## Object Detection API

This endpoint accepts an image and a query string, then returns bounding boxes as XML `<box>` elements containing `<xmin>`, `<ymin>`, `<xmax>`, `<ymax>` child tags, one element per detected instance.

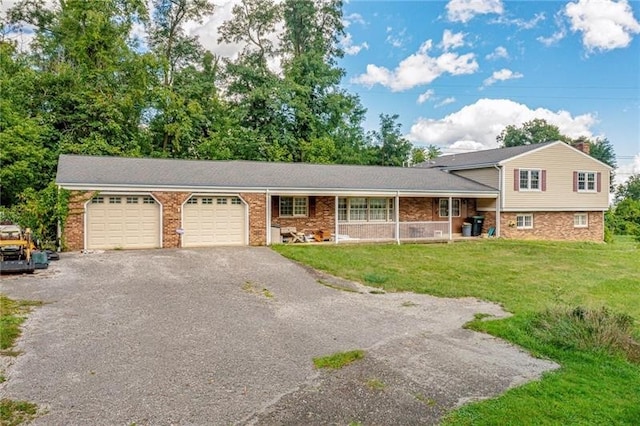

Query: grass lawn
<box><xmin>273</xmin><ymin>238</ymin><xmax>640</xmax><ymax>424</ymax></box>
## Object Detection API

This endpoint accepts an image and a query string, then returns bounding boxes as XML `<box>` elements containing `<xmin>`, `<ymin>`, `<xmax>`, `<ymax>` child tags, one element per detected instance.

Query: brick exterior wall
<box><xmin>63</xmin><ymin>190</ymin><xmax>97</xmax><ymax>251</ymax></box>
<box><xmin>151</xmin><ymin>192</ymin><xmax>191</xmax><ymax>248</ymax></box>
<box><xmin>271</xmin><ymin>196</ymin><xmax>336</xmax><ymax>234</ymax></box>
<box><xmin>241</xmin><ymin>193</ymin><xmax>267</xmax><ymax>245</ymax></box>
<box><xmin>500</xmin><ymin>211</ymin><xmax>604</xmax><ymax>242</ymax></box>
<box><xmin>400</xmin><ymin>198</ymin><xmax>434</xmax><ymax>221</ymax></box>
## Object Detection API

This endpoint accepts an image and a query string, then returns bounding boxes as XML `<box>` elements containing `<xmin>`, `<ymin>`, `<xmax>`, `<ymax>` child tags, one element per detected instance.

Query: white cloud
<box><xmin>417</xmin><ymin>89</ymin><xmax>435</xmax><ymax>104</ymax></box>
<box><xmin>615</xmin><ymin>154</ymin><xmax>640</xmax><ymax>186</ymax></box>
<box><xmin>352</xmin><ymin>40</ymin><xmax>478</xmax><ymax>91</ymax></box>
<box><xmin>565</xmin><ymin>0</ymin><xmax>640</xmax><ymax>52</ymax></box>
<box><xmin>436</xmin><ymin>97</ymin><xmax>456</xmax><ymax>108</ymax></box>
<box><xmin>482</xmin><ymin>68</ymin><xmax>523</xmax><ymax>87</ymax></box>
<box><xmin>446</xmin><ymin>0</ymin><xmax>503</xmax><ymax>23</ymax></box>
<box><xmin>407</xmin><ymin>98</ymin><xmax>597</xmax><ymax>150</ymax></box>
<box><xmin>440</xmin><ymin>29</ymin><xmax>466</xmax><ymax>50</ymax></box>
<box><xmin>343</xmin><ymin>13</ymin><xmax>365</xmax><ymax>27</ymax></box>
<box><xmin>485</xmin><ymin>46</ymin><xmax>509</xmax><ymax>60</ymax></box>
<box><xmin>492</xmin><ymin>12</ymin><xmax>545</xmax><ymax>29</ymax></box>
<box><xmin>341</xmin><ymin>33</ymin><xmax>369</xmax><ymax>55</ymax></box>
<box><xmin>386</xmin><ymin>27</ymin><xmax>408</xmax><ymax>48</ymax></box>
<box><xmin>537</xmin><ymin>10</ymin><xmax>568</xmax><ymax>46</ymax></box>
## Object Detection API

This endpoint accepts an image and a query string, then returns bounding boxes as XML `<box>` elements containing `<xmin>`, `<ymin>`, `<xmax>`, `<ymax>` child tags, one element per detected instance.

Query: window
<box><xmin>109</xmin><ymin>197</ymin><xmax>121</xmax><ymax>204</ymax></box>
<box><xmin>143</xmin><ymin>196</ymin><xmax>155</xmax><ymax>204</ymax></box>
<box><xmin>279</xmin><ymin>197</ymin><xmax>308</xmax><ymax>217</ymax></box>
<box><xmin>574</xmin><ymin>213</ymin><xmax>588</xmax><ymax>228</ymax></box>
<box><xmin>438</xmin><ymin>199</ymin><xmax>461</xmax><ymax>217</ymax></box>
<box><xmin>577</xmin><ymin>172</ymin><xmax>596</xmax><ymax>192</ymax></box>
<box><xmin>338</xmin><ymin>198</ymin><xmax>394</xmax><ymax>222</ymax></box>
<box><xmin>201</xmin><ymin>198</ymin><xmax>213</xmax><ymax>205</ymax></box>
<box><xmin>91</xmin><ymin>197</ymin><xmax>104</xmax><ymax>204</ymax></box>
<box><xmin>516</xmin><ymin>214</ymin><xmax>533</xmax><ymax>229</ymax></box>
<box><xmin>231</xmin><ymin>197</ymin><xmax>242</xmax><ymax>205</ymax></box>
<box><xmin>126</xmin><ymin>197</ymin><xmax>139</xmax><ymax>204</ymax></box>
<box><xmin>186</xmin><ymin>198</ymin><xmax>198</xmax><ymax>205</ymax></box>
<box><xmin>216</xmin><ymin>198</ymin><xmax>228</xmax><ymax>205</ymax></box>
<box><xmin>519</xmin><ymin>169</ymin><xmax>540</xmax><ymax>190</ymax></box>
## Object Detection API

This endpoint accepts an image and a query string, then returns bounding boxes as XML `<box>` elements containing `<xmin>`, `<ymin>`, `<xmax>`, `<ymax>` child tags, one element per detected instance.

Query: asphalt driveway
<box><xmin>0</xmin><ymin>247</ymin><xmax>557</xmax><ymax>425</ymax></box>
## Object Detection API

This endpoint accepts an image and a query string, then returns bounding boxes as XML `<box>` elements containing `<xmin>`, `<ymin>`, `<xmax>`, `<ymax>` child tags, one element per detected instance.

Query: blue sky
<box><xmin>335</xmin><ymin>0</ymin><xmax>640</xmax><ymax>181</ymax></box>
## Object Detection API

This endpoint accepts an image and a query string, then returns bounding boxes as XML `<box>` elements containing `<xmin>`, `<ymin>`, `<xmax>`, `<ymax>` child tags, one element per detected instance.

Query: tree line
<box><xmin>0</xmin><ymin>0</ymin><xmax>430</xmax><ymax>210</ymax></box>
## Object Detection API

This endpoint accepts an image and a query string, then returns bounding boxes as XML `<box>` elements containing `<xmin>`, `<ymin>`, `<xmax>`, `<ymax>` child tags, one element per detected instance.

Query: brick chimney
<box><xmin>572</xmin><ymin>141</ymin><xmax>590</xmax><ymax>155</ymax></box>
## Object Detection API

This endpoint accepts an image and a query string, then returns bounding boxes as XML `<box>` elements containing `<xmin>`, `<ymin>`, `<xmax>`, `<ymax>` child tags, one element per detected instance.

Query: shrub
<box><xmin>529</xmin><ymin>306</ymin><xmax>640</xmax><ymax>363</ymax></box>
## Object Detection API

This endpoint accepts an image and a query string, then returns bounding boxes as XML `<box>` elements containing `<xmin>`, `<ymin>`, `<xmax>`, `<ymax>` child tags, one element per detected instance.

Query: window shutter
<box><xmin>541</xmin><ymin>170</ymin><xmax>547</xmax><ymax>192</ymax></box>
<box><xmin>573</xmin><ymin>171</ymin><xmax>578</xmax><ymax>192</ymax></box>
<box><xmin>272</xmin><ymin>196</ymin><xmax>280</xmax><ymax>218</ymax></box>
<box><xmin>597</xmin><ymin>172</ymin><xmax>602</xmax><ymax>193</ymax></box>
<box><xmin>513</xmin><ymin>169</ymin><xmax>519</xmax><ymax>191</ymax></box>
<box><xmin>308</xmin><ymin>197</ymin><xmax>316</xmax><ymax>217</ymax></box>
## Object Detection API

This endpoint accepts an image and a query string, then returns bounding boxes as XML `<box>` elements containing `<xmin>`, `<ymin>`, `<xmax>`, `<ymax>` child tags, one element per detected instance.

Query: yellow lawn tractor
<box><xmin>0</xmin><ymin>224</ymin><xmax>36</xmax><ymax>274</ymax></box>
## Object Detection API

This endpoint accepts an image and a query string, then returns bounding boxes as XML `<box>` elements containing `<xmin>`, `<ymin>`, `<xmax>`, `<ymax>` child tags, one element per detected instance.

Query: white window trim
<box><xmin>338</xmin><ymin>197</ymin><xmax>395</xmax><ymax>222</ymax></box>
<box><xmin>516</xmin><ymin>213</ymin><xmax>534</xmax><ymax>229</ymax></box>
<box><xmin>280</xmin><ymin>196</ymin><xmax>309</xmax><ymax>217</ymax></box>
<box><xmin>438</xmin><ymin>198</ymin><xmax>461</xmax><ymax>218</ymax></box>
<box><xmin>577</xmin><ymin>171</ymin><xmax>597</xmax><ymax>193</ymax></box>
<box><xmin>519</xmin><ymin>169</ymin><xmax>542</xmax><ymax>192</ymax></box>
<box><xmin>574</xmin><ymin>213</ymin><xmax>588</xmax><ymax>228</ymax></box>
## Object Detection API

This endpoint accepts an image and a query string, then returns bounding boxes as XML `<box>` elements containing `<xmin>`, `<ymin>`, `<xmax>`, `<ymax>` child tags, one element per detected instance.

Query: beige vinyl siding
<box><xmin>452</xmin><ymin>168</ymin><xmax>499</xmax><ymax>189</ymax></box>
<box><xmin>503</xmin><ymin>143</ymin><xmax>609</xmax><ymax>211</ymax></box>
<box><xmin>476</xmin><ymin>198</ymin><xmax>497</xmax><ymax>211</ymax></box>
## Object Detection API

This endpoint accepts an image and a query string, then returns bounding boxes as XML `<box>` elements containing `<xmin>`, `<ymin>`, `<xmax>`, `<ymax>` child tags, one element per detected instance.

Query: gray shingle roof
<box><xmin>418</xmin><ymin>141</ymin><xmax>557</xmax><ymax>169</ymax></box>
<box><xmin>56</xmin><ymin>155</ymin><xmax>497</xmax><ymax>194</ymax></box>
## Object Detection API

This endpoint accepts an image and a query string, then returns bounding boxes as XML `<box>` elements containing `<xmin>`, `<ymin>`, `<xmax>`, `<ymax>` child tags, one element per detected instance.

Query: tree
<box><xmin>584</xmin><ymin>137</ymin><xmax>617</xmax><ymax>191</ymax></box>
<box><xmin>497</xmin><ymin>118</ymin><xmax>568</xmax><ymax>147</ymax></box>
<box><xmin>370</xmin><ymin>114</ymin><xmax>412</xmax><ymax>167</ymax></box>
<box><xmin>615</xmin><ymin>174</ymin><xmax>640</xmax><ymax>203</ymax></box>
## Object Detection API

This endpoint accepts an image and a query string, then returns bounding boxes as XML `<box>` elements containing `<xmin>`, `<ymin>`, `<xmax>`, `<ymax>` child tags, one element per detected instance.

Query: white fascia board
<box><xmin>58</xmin><ymin>183</ymin><xmax>498</xmax><ymax>198</ymax></box>
<box><xmin>499</xmin><ymin>141</ymin><xmax>614</xmax><ymax>170</ymax></box>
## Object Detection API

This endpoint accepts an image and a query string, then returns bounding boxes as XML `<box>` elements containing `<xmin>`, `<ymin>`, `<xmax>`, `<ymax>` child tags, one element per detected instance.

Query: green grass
<box><xmin>273</xmin><ymin>239</ymin><xmax>640</xmax><ymax>424</ymax></box>
<box><xmin>0</xmin><ymin>296</ymin><xmax>43</xmax><ymax>354</ymax></box>
<box><xmin>0</xmin><ymin>399</ymin><xmax>38</xmax><ymax>426</ymax></box>
<box><xmin>313</xmin><ymin>350</ymin><xmax>365</xmax><ymax>369</ymax></box>
<box><xmin>0</xmin><ymin>295</ymin><xmax>42</xmax><ymax>424</ymax></box>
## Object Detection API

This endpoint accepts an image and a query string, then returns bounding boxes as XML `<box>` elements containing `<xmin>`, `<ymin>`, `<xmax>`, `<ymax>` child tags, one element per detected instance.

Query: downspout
<box><xmin>395</xmin><ymin>191</ymin><xmax>400</xmax><ymax>244</ymax></box>
<box><xmin>334</xmin><ymin>195</ymin><xmax>339</xmax><ymax>244</ymax></box>
<box><xmin>494</xmin><ymin>165</ymin><xmax>502</xmax><ymax>237</ymax></box>
<box><xmin>448</xmin><ymin>196</ymin><xmax>453</xmax><ymax>241</ymax></box>
<box><xmin>266</xmin><ymin>189</ymin><xmax>271</xmax><ymax>246</ymax></box>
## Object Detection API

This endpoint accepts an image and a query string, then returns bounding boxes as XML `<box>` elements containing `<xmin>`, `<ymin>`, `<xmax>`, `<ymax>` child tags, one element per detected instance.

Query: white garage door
<box><xmin>87</xmin><ymin>195</ymin><xmax>161</xmax><ymax>250</ymax></box>
<box><xmin>182</xmin><ymin>196</ymin><xmax>246</xmax><ymax>247</ymax></box>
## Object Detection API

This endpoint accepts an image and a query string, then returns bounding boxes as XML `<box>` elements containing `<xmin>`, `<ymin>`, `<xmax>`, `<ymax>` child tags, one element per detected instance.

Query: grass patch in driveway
<box><xmin>0</xmin><ymin>296</ymin><xmax>43</xmax><ymax>355</ymax></box>
<box><xmin>0</xmin><ymin>294</ymin><xmax>42</xmax><ymax>424</ymax></box>
<box><xmin>274</xmin><ymin>239</ymin><xmax>640</xmax><ymax>424</ymax></box>
<box><xmin>313</xmin><ymin>350</ymin><xmax>365</xmax><ymax>369</ymax></box>
<box><xmin>0</xmin><ymin>399</ymin><xmax>38</xmax><ymax>426</ymax></box>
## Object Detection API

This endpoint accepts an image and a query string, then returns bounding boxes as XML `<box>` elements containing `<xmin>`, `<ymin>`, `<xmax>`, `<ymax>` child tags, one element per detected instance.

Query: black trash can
<box><xmin>470</xmin><ymin>216</ymin><xmax>484</xmax><ymax>236</ymax></box>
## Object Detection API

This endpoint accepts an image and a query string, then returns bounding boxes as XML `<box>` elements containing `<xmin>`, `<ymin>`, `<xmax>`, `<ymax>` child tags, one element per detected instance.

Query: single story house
<box><xmin>55</xmin><ymin>141</ymin><xmax>610</xmax><ymax>250</ymax></box>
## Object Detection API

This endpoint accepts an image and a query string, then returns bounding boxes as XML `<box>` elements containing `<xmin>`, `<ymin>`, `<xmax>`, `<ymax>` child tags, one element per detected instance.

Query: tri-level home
<box><xmin>55</xmin><ymin>141</ymin><xmax>611</xmax><ymax>251</ymax></box>
<box><xmin>418</xmin><ymin>140</ymin><xmax>612</xmax><ymax>241</ymax></box>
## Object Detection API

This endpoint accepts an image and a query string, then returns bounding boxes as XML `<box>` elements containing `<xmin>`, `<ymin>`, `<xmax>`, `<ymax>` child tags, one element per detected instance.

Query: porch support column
<box><xmin>335</xmin><ymin>195</ymin><xmax>339</xmax><ymax>244</ymax></box>
<box><xmin>395</xmin><ymin>192</ymin><xmax>400</xmax><ymax>244</ymax></box>
<box><xmin>495</xmin><ymin>196</ymin><xmax>500</xmax><ymax>238</ymax></box>
<box><xmin>266</xmin><ymin>190</ymin><xmax>271</xmax><ymax>245</ymax></box>
<box><xmin>448</xmin><ymin>196</ymin><xmax>453</xmax><ymax>241</ymax></box>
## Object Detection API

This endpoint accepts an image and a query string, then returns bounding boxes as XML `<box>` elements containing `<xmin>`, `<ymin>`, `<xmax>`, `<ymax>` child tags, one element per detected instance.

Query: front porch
<box><xmin>266</xmin><ymin>194</ymin><xmax>498</xmax><ymax>245</ymax></box>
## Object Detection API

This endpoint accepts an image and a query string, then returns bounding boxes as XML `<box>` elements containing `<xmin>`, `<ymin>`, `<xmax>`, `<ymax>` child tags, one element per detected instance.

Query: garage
<box><xmin>182</xmin><ymin>196</ymin><xmax>246</xmax><ymax>247</ymax></box>
<box><xmin>86</xmin><ymin>195</ymin><xmax>161</xmax><ymax>250</ymax></box>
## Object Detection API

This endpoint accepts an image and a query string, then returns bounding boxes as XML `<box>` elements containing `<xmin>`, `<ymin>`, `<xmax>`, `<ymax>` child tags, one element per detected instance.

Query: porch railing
<box><xmin>336</xmin><ymin>221</ymin><xmax>449</xmax><ymax>242</ymax></box>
